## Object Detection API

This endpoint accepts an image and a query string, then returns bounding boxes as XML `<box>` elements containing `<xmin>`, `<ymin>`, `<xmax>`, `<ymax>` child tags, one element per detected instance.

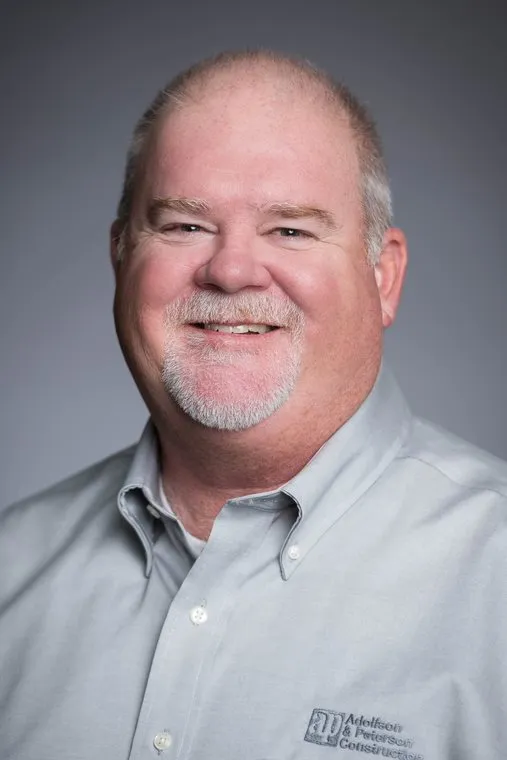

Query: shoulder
<box><xmin>1</xmin><ymin>444</ymin><xmax>136</xmax><ymax>520</ymax></box>
<box><xmin>377</xmin><ymin>416</ymin><xmax>507</xmax><ymax>571</ymax></box>
<box><xmin>393</xmin><ymin>418</ymin><xmax>507</xmax><ymax>552</ymax></box>
<box><xmin>400</xmin><ymin>417</ymin><xmax>507</xmax><ymax>500</ymax></box>
<box><xmin>397</xmin><ymin>419</ymin><xmax>507</xmax><ymax>618</ymax></box>
<box><xmin>0</xmin><ymin>445</ymin><xmax>136</xmax><ymax>572</ymax></box>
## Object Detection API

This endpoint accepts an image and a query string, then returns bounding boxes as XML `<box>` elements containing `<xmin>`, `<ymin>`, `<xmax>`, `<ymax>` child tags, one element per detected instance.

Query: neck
<box><xmin>154</xmin><ymin>365</ymin><xmax>379</xmax><ymax>540</ymax></box>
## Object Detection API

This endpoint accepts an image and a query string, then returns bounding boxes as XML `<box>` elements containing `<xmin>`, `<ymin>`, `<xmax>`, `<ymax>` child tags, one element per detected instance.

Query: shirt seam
<box><xmin>395</xmin><ymin>453</ymin><xmax>507</xmax><ymax>502</ymax></box>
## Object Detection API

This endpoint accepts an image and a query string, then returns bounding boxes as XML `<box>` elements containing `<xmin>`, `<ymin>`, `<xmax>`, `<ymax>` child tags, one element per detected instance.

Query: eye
<box><xmin>156</xmin><ymin>222</ymin><xmax>212</xmax><ymax>245</ymax></box>
<box><xmin>160</xmin><ymin>223</ymin><xmax>204</xmax><ymax>234</ymax></box>
<box><xmin>276</xmin><ymin>227</ymin><xmax>312</xmax><ymax>239</ymax></box>
<box><xmin>267</xmin><ymin>227</ymin><xmax>316</xmax><ymax>249</ymax></box>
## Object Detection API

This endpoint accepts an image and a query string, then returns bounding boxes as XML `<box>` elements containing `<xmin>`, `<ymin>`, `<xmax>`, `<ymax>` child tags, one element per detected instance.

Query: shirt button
<box><xmin>189</xmin><ymin>605</ymin><xmax>208</xmax><ymax>625</ymax></box>
<box><xmin>287</xmin><ymin>544</ymin><xmax>300</xmax><ymax>561</ymax></box>
<box><xmin>153</xmin><ymin>732</ymin><xmax>172</xmax><ymax>751</ymax></box>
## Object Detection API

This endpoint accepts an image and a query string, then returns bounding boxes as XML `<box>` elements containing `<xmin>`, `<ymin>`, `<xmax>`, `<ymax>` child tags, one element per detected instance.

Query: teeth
<box><xmin>203</xmin><ymin>324</ymin><xmax>274</xmax><ymax>334</ymax></box>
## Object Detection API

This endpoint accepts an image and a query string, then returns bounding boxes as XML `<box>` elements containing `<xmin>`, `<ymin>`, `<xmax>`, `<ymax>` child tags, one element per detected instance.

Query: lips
<box><xmin>194</xmin><ymin>323</ymin><xmax>277</xmax><ymax>334</ymax></box>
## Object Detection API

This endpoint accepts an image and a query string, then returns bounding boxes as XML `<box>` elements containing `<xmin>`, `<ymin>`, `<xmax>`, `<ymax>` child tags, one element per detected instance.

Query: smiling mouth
<box><xmin>192</xmin><ymin>323</ymin><xmax>279</xmax><ymax>334</ymax></box>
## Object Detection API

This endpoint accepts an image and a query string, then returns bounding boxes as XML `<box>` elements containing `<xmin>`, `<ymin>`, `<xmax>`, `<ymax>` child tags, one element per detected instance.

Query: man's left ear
<box><xmin>374</xmin><ymin>227</ymin><xmax>408</xmax><ymax>328</ymax></box>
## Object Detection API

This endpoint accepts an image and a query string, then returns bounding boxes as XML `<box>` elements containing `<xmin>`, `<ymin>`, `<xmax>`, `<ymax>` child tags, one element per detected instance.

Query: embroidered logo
<box><xmin>304</xmin><ymin>708</ymin><xmax>424</xmax><ymax>759</ymax></box>
<box><xmin>305</xmin><ymin>709</ymin><xmax>345</xmax><ymax>747</ymax></box>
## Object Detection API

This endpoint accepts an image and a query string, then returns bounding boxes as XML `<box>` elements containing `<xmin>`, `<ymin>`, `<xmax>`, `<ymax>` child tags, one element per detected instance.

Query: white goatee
<box><xmin>161</xmin><ymin>292</ymin><xmax>305</xmax><ymax>431</ymax></box>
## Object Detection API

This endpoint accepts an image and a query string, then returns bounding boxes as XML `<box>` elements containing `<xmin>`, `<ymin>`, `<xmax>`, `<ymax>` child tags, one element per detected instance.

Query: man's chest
<box><xmin>1</xmin><ymin>506</ymin><xmax>503</xmax><ymax>760</ymax></box>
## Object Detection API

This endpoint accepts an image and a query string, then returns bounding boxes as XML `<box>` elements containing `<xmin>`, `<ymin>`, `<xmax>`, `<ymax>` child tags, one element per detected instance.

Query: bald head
<box><xmin>115</xmin><ymin>50</ymin><xmax>392</xmax><ymax>264</ymax></box>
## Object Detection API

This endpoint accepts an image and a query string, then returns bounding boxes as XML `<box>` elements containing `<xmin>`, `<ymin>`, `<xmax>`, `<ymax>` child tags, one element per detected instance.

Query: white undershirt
<box><xmin>156</xmin><ymin>477</ymin><xmax>207</xmax><ymax>558</ymax></box>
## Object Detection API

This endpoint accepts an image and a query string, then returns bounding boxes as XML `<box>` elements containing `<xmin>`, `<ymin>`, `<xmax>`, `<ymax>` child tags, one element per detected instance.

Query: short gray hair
<box><xmin>115</xmin><ymin>50</ymin><xmax>393</xmax><ymax>265</ymax></box>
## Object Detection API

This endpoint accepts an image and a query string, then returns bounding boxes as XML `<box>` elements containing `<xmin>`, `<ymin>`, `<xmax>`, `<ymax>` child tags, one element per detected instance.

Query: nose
<box><xmin>194</xmin><ymin>233</ymin><xmax>272</xmax><ymax>293</ymax></box>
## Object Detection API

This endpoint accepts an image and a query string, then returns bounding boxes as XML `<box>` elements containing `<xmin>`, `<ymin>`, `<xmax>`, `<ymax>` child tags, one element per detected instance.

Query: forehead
<box><xmin>145</xmin><ymin>74</ymin><xmax>360</xmax><ymax>209</ymax></box>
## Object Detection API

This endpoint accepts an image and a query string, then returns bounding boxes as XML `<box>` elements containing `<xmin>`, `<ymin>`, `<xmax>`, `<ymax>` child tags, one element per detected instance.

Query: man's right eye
<box><xmin>160</xmin><ymin>223</ymin><xmax>203</xmax><ymax>233</ymax></box>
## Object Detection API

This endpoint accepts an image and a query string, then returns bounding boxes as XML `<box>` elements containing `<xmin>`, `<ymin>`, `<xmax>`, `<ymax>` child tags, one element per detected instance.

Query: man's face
<box><xmin>113</xmin><ymin>77</ymin><xmax>402</xmax><ymax>432</ymax></box>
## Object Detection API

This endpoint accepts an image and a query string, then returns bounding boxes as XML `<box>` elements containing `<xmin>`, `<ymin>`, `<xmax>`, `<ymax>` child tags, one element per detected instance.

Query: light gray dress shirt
<box><xmin>1</xmin><ymin>366</ymin><xmax>506</xmax><ymax>760</ymax></box>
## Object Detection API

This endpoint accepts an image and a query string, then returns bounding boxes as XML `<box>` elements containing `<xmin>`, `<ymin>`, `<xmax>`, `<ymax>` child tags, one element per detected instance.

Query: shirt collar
<box><xmin>117</xmin><ymin>423</ymin><xmax>162</xmax><ymax>577</ymax></box>
<box><xmin>117</xmin><ymin>363</ymin><xmax>412</xmax><ymax>578</ymax></box>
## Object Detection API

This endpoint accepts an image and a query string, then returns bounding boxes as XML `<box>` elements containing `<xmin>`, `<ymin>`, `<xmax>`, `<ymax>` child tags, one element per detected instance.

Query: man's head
<box><xmin>111</xmin><ymin>50</ymin><xmax>407</xmax><ymax>436</ymax></box>
<box><xmin>115</xmin><ymin>50</ymin><xmax>393</xmax><ymax>267</ymax></box>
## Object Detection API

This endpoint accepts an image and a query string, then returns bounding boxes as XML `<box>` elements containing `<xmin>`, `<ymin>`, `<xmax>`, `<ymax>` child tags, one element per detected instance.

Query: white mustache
<box><xmin>164</xmin><ymin>292</ymin><xmax>304</xmax><ymax>329</ymax></box>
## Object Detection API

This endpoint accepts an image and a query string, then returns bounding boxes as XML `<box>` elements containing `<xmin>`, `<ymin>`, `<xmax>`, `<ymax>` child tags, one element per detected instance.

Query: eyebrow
<box><xmin>147</xmin><ymin>197</ymin><xmax>211</xmax><ymax>223</ymax></box>
<box><xmin>147</xmin><ymin>197</ymin><xmax>339</xmax><ymax>231</ymax></box>
<box><xmin>260</xmin><ymin>203</ymin><xmax>340</xmax><ymax>231</ymax></box>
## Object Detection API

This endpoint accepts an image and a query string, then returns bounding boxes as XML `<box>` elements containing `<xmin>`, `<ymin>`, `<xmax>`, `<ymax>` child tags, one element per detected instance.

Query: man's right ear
<box><xmin>110</xmin><ymin>220</ymin><xmax>123</xmax><ymax>274</ymax></box>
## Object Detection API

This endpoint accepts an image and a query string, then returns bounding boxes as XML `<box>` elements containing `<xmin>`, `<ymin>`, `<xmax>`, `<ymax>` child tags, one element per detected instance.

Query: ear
<box><xmin>109</xmin><ymin>219</ymin><xmax>123</xmax><ymax>276</ymax></box>
<box><xmin>373</xmin><ymin>227</ymin><xmax>408</xmax><ymax>328</ymax></box>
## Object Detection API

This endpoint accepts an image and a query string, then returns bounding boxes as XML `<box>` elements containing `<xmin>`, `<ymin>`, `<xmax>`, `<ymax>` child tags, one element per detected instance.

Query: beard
<box><xmin>161</xmin><ymin>291</ymin><xmax>305</xmax><ymax>431</ymax></box>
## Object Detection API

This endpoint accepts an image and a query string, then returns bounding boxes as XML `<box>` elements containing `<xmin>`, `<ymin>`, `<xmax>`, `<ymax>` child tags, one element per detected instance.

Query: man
<box><xmin>0</xmin><ymin>50</ymin><xmax>505</xmax><ymax>760</ymax></box>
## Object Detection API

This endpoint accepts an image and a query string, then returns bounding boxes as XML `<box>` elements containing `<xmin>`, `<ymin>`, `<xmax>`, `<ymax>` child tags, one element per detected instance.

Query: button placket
<box><xmin>128</xmin><ymin>501</ymin><xmax>289</xmax><ymax>759</ymax></box>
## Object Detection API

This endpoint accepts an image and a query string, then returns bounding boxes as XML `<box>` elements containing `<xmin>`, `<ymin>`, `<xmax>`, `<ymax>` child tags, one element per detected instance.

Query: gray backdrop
<box><xmin>1</xmin><ymin>0</ymin><xmax>506</xmax><ymax>506</ymax></box>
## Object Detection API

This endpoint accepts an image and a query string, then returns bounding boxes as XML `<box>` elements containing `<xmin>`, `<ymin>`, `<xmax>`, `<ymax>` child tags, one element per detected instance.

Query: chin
<box><xmin>161</xmin><ymin>349</ymin><xmax>301</xmax><ymax>431</ymax></box>
<box><xmin>164</xmin><ymin>378</ymin><xmax>296</xmax><ymax>432</ymax></box>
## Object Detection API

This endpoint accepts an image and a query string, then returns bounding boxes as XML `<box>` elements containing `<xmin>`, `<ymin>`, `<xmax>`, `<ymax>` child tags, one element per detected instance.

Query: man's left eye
<box><xmin>276</xmin><ymin>227</ymin><xmax>311</xmax><ymax>238</ymax></box>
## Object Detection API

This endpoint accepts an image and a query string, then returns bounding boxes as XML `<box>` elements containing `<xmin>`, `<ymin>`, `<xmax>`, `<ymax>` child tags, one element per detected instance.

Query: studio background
<box><xmin>1</xmin><ymin>0</ymin><xmax>506</xmax><ymax>506</ymax></box>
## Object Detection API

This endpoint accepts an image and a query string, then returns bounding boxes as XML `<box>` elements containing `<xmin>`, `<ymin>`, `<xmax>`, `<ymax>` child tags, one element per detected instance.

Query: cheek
<box><xmin>134</xmin><ymin>251</ymin><xmax>193</xmax><ymax>308</ymax></box>
<box><xmin>117</xmin><ymin>251</ymin><xmax>194</xmax><ymax>358</ymax></box>
<box><xmin>274</xmin><ymin>254</ymin><xmax>381</xmax><ymax>360</ymax></box>
<box><xmin>274</xmin><ymin>254</ymin><xmax>370</xmax><ymax>326</ymax></box>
